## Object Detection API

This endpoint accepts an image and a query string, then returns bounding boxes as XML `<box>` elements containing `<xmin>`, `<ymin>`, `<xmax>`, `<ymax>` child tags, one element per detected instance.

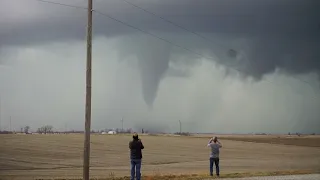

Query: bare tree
<box><xmin>46</xmin><ymin>125</ymin><xmax>53</xmax><ymax>133</ymax></box>
<box><xmin>37</xmin><ymin>125</ymin><xmax>53</xmax><ymax>134</ymax></box>
<box><xmin>24</xmin><ymin>126</ymin><xmax>30</xmax><ymax>134</ymax></box>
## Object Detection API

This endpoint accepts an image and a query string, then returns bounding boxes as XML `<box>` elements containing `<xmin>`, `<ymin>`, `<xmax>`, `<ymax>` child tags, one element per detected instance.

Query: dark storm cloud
<box><xmin>2</xmin><ymin>0</ymin><xmax>319</xmax><ymax>44</ymax></box>
<box><xmin>1</xmin><ymin>0</ymin><xmax>320</xmax><ymax>106</ymax></box>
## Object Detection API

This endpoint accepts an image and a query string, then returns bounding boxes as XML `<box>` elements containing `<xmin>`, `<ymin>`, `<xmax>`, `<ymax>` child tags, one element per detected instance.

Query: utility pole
<box><xmin>64</xmin><ymin>123</ymin><xmax>67</xmax><ymax>133</ymax></box>
<box><xmin>9</xmin><ymin>116</ymin><xmax>11</xmax><ymax>132</ymax></box>
<box><xmin>0</xmin><ymin>96</ymin><xmax>1</xmax><ymax>132</ymax></box>
<box><xmin>83</xmin><ymin>0</ymin><xmax>93</xmax><ymax>180</ymax></box>
<box><xmin>121</xmin><ymin>117</ymin><xmax>124</xmax><ymax>133</ymax></box>
<box><xmin>179</xmin><ymin>120</ymin><xmax>181</xmax><ymax>134</ymax></box>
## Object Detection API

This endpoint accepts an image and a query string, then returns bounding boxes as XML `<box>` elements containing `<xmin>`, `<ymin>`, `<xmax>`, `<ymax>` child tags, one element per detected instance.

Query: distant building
<box><xmin>107</xmin><ymin>130</ymin><xmax>117</xmax><ymax>135</ymax></box>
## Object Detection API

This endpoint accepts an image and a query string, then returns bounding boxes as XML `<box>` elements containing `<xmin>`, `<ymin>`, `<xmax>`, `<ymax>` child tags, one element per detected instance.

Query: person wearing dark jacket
<box><xmin>129</xmin><ymin>133</ymin><xmax>144</xmax><ymax>180</ymax></box>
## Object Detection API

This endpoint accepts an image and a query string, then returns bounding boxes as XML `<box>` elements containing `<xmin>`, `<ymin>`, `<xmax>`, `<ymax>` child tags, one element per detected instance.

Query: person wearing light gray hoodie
<box><xmin>207</xmin><ymin>136</ymin><xmax>222</xmax><ymax>177</ymax></box>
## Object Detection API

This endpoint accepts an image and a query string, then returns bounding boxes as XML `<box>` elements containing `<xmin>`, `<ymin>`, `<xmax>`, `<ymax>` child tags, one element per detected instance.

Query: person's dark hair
<box><xmin>133</xmin><ymin>133</ymin><xmax>139</xmax><ymax>140</ymax></box>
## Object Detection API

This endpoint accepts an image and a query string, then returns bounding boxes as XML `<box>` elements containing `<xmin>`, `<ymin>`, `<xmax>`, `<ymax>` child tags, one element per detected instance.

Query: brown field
<box><xmin>0</xmin><ymin>134</ymin><xmax>320</xmax><ymax>180</ymax></box>
<box><xmin>191</xmin><ymin>134</ymin><xmax>320</xmax><ymax>147</ymax></box>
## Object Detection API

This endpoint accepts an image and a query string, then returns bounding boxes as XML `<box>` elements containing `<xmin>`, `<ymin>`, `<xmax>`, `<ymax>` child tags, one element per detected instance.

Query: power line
<box><xmin>33</xmin><ymin>0</ymin><xmax>319</xmax><ymax>94</ymax></box>
<box><xmin>121</xmin><ymin>0</ymin><xmax>319</xmax><ymax>93</ymax></box>
<box><xmin>93</xmin><ymin>9</ymin><xmax>261</xmax><ymax>83</ymax></box>
<box><xmin>90</xmin><ymin>19</ymin><xmax>318</xmax><ymax>95</ymax></box>
<box><xmin>121</xmin><ymin>0</ymin><xmax>252</xmax><ymax>69</ymax></box>
<box><xmin>122</xmin><ymin>0</ymin><xmax>214</xmax><ymax>43</ymax></box>
<box><xmin>36</xmin><ymin>0</ymin><xmax>87</xmax><ymax>10</ymax></box>
<box><xmin>93</xmin><ymin>10</ymin><xmax>218</xmax><ymax>60</ymax></box>
<box><xmin>92</xmin><ymin>10</ymin><xmax>312</xmax><ymax>92</ymax></box>
<box><xmin>121</xmin><ymin>0</ymin><xmax>231</xmax><ymax>50</ymax></box>
<box><xmin>34</xmin><ymin>0</ymin><xmax>237</xmax><ymax>66</ymax></box>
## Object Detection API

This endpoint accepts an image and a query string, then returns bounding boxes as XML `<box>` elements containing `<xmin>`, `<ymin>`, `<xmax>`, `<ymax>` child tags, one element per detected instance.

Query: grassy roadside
<box><xmin>21</xmin><ymin>170</ymin><xmax>318</xmax><ymax>180</ymax></box>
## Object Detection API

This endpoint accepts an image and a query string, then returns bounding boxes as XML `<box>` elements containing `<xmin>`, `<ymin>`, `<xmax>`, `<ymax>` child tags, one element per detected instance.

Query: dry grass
<box><xmin>21</xmin><ymin>170</ymin><xmax>320</xmax><ymax>180</ymax></box>
<box><xmin>0</xmin><ymin>134</ymin><xmax>319</xmax><ymax>180</ymax></box>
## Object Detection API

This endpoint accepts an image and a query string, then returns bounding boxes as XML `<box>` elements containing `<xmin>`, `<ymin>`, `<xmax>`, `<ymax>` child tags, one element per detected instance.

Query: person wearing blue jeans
<box><xmin>210</xmin><ymin>157</ymin><xmax>220</xmax><ymax>177</ymax></box>
<box><xmin>130</xmin><ymin>159</ymin><xmax>141</xmax><ymax>180</ymax></box>
<box><xmin>207</xmin><ymin>137</ymin><xmax>222</xmax><ymax>177</ymax></box>
<box><xmin>129</xmin><ymin>133</ymin><xmax>144</xmax><ymax>180</ymax></box>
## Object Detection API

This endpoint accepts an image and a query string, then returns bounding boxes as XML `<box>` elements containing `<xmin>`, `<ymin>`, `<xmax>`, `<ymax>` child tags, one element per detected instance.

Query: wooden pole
<box><xmin>179</xmin><ymin>120</ymin><xmax>181</xmax><ymax>134</ymax></box>
<box><xmin>83</xmin><ymin>0</ymin><xmax>93</xmax><ymax>179</ymax></box>
<box><xmin>0</xmin><ymin>96</ymin><xmax>1</xmax><ymax>132</ymax></box>
<box><xmin>9</xmin><ymin>116</ymin><xmax>12</xmax><ymax>132</ymax></box>
<box><xmin>121</xmin><ymin>117</ymin><xmax>124</xmax><ymax>132</ymax></box>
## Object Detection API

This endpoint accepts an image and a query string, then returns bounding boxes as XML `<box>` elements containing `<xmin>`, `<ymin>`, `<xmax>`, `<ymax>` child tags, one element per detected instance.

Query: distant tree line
<box><xmin>0</xmin><ymin>131</ymin><xmax>14</xmax><ymax>134</ymax></box>
<box><xmin>37</xmin><ymin>125</ymin><xmax>53</xmax><ymax>134</ymax></box>
<box><xmin>174</xmin><ymin>132</ymin><xmax>191</xmax><ymax>136</ymax></box>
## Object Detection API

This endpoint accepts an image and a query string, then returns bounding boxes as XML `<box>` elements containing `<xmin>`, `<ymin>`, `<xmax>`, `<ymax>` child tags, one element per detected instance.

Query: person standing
<box><xmin>129</xmin><ymin>133</ymin><xmax>144</xmax><ymax>180</ymax></box>
<box><xmin>207</xmin><ymin>136</ymin><xmax>222</xmax><ymax>177</ymax></box>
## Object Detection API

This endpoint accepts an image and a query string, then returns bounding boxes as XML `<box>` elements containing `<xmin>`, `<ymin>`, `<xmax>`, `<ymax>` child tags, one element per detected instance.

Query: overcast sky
<box><xmin>0</xmin><ymin>0</ymin><xmax>319</xmax><ymax>133</ymax></box>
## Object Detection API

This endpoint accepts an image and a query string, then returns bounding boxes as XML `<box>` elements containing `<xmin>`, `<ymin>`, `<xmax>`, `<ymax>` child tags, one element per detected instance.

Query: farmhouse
<box><xmin>107</xmin><ymin>130</ymin><xmax>117</xmax><ymax>134</ymax></box>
